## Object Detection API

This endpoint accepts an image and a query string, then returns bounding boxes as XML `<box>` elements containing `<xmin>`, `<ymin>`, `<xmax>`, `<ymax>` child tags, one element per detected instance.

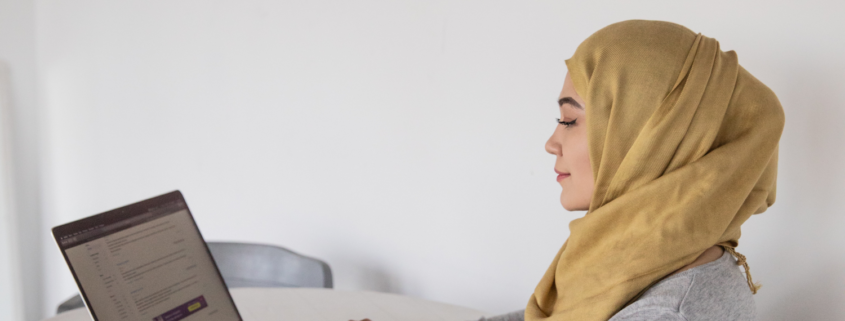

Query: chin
<box><xmin>560</xmin><ymin>195</ymin><xmax>588</xmax><ymax>212</ymax></box>
<box><xmin>561</xmin><ymin>202</ymin><xmax>578</xmax><ymax>212</ymax></box>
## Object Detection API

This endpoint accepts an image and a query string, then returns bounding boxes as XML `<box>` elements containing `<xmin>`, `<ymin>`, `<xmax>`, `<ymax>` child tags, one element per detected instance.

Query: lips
<box><xmin>555</xmin><ymin>169</ymin><xmax>571</xmax><ymax>182</ymax></box>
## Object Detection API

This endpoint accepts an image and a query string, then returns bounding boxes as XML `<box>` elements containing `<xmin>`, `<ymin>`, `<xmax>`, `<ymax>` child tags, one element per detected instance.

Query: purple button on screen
<box><xmin>152</xmin><ymin>295</ymin><xmax>207</xmax><ymax>321</ymax></box>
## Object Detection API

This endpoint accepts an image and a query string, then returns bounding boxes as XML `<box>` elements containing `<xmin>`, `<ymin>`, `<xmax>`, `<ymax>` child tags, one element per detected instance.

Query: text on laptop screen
<box><xmin>56</xmin><ymin>198</ymin><xmax>240</xmax><ymax>321</ymax></box>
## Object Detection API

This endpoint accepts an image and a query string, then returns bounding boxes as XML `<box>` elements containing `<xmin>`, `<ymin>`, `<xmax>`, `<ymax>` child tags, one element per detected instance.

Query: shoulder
<box><xmin>609</xmin><ymin>251</ymin><xmax>757</xmax><ymax>321</ymax></box>
<box><xmin>478</xmin><ymin>310</ymin><xmax>524</xmax><ymax>321</ymax></box>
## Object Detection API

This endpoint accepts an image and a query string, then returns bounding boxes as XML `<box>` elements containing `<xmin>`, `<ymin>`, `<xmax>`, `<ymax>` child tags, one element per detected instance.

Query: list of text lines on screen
<box><xmin>62</xmin><ymin>208</ymin><xmax>238</xmax><ymax>321</ymax></box>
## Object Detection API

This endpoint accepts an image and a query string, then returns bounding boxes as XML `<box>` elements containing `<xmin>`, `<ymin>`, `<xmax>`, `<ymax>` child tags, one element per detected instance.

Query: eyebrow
<box><xmin>558</xmin><ymin>97</ymin><xmax>583</xmax><ymax>110</ymax></box>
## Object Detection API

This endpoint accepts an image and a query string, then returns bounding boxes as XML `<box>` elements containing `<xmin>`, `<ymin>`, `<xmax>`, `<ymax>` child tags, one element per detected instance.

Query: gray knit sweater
<box><xmin>480</xmin><ymin>250</ymin><xmax>757</xmax><ymax>321</ymax></box>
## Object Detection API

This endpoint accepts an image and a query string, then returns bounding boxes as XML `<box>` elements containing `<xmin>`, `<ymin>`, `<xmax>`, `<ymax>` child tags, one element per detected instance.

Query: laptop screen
<box><xmin>53</xmin><ymin>191</ymin><xmax>241</xmax><ymax>321</ymax></box>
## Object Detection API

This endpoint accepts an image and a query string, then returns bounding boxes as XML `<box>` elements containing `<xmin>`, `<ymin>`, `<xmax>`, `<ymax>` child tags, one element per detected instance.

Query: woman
<box><xmin>484</xmin><ymin>20</ymin><xmax>784</xmax><ymax>321</ymax></box>
<box><xmin>353</xmin><ymin>19</ymin><xmax>783</xmax><ymax>321</ymax></box>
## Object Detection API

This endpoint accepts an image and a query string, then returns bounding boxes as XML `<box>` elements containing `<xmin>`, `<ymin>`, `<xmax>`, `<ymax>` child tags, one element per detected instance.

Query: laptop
<box><xmin>52</xmin><ymin>190</ymin><xmax>242</xmax><ymax>321</ymax></box>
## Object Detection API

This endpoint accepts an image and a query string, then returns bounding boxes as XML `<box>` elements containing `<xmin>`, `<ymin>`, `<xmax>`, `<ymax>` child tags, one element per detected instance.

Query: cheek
<box><xmin>575</xmin><ymin>138</ymin><xmax>592</xmax><ymax>180</ymax></box>
<box><xmin>565</xmin><ymin>130</ymin><xmax>594</xmax><ymax>203</ymax></box>
<box><xmin>565</xmin><ymin>131</ymin><xmax>591</xmax><ymax>178</ymax></box>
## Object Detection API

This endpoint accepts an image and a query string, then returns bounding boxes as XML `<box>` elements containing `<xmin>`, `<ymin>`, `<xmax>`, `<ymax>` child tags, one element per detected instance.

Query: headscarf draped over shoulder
<box><xmin>526</xmin><ymin>20</ymin><xmax>784</xmax><ymax>320</ymax></box>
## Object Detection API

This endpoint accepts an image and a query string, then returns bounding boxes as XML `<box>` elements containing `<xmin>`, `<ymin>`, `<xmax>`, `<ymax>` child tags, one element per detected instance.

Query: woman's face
<box><xmin>545</xmin><ymin>72</ymin><xmax>594</xmax><ymax>211</ymax></box>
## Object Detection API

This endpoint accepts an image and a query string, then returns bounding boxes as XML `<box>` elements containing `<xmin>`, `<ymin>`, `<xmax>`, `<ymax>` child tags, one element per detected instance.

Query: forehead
<box><xmin>558</xmin><ymin>72</ymin><xmax>585</xmax><ymax>109</ymax></box>
<box><xmin>559</xmin><ymin>72</ymin><xmax>579</xmax><ymax>98</ymax></box>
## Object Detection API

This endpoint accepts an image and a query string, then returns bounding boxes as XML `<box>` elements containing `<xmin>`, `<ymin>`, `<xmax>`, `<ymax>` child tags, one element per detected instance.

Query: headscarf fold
<box><xmin>526</xmin><ymin>20</ymin><xmax>784</xmax><ymax>320</ymax></box>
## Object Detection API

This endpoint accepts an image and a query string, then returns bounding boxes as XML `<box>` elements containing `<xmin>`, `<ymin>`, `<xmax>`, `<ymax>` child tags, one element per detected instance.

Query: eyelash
<box><xmin>556</xmin><ymin>118</ymin><xmax>577</xmax><ymax>127</ymax></box>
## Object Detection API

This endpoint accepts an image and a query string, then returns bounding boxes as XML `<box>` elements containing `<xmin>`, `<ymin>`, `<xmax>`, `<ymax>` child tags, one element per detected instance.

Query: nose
<box><xmin>545</xmin><ymin>127</ymin><xmax>561</xmax><ymax>156</ymax></box>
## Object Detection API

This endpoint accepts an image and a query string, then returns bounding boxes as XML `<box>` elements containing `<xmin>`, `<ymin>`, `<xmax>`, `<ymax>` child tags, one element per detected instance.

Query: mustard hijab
<box><xmin>526</xmin><ymin>20</ymin><xmax>784</xmax><ymax>320</ymax></box>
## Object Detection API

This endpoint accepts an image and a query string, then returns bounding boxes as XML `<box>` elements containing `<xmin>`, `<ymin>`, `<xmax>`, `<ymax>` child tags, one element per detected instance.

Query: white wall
<box><xmin>0</xmin><ymin>60</ymin><xmax>24</xmax><ymax>321</ymax></box>
<box><xmin>0</xmin><ymin>0</ymin><xmax>42</xmax><ymax>320</ymax></box>
<box><xmin>23</xmin><ymin>0</ymin><xmax>845</xmax><ymax>320</ymax></box>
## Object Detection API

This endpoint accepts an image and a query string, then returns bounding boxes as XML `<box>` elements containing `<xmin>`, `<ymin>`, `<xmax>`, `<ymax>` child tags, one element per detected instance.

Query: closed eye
<box><xmin>557</xmin><ymin>118</ymin><xmax>577</xmax><ymax>127</ymax></box>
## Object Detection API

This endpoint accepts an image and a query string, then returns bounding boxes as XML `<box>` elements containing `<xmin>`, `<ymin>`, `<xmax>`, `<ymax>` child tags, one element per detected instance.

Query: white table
<box><xmin>44</xmin><ymin>288</ymin><xmax>491</xmax><ymax>321</ymax></box>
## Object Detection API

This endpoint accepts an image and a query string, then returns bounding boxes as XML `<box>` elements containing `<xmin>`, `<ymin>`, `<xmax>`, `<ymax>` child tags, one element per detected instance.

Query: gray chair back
<box><xmin>207</xmin><ymin>242</ymin><xmax>333</xmax><ymax>289</ymax></box>
<box><xmin>56</xmin><ymin>241</ymin><xmax>332</xmax><ymax>314</ymax></box>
